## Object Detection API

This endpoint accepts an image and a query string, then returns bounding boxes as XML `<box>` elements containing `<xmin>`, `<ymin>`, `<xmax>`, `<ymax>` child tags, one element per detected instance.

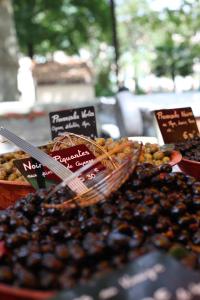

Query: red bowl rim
<box><xmin>0</xmin><ymin>180</ymin><xmax>31</xmax><ymax>187</ymax></box>
<box><xmin>0</xmin><ymin>282</ymin><xmax>55</xmax><ymax>299</ymax></box>
<box><xmin>179</xmin><ymin>156</ymin><xmax>200</xmax><ymax>165</ymax></box>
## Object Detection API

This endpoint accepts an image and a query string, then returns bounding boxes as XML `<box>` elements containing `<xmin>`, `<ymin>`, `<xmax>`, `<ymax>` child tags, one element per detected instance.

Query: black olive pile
<box><xmin>175</xmin><ymin>136</ymin><xmax>200</xmax><ymax>161</ymax></box>
<box><xmin>0</xmin><ymin>163</ymin><xmax>199</xmax><ymax>291</ymax></box>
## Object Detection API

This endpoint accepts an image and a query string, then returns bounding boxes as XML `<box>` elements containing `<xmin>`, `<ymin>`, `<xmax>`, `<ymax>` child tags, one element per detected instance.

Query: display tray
<box><xmin>0</xmin><ymin>141</ymin><xmax>114</xmax><ymax>208</ymax></box>
<box><xmin>174</xmin><ymin>136</ymin><xmax>200</xmax><ymax>179</ymax></box>
<box><xmin>0</xmin><ymin>283</ymin><xmax>54</xmax><ymax>300</ymax></box>
<box><xmin>178</xmin><ymin>157</ymin><xmax>200</xmax><ymax>179</ymax></box>
<box><xmin>0</xmin><ymin>134</ymin><xmax>182</xmax><ymax>209</ymax></box>
<box><xmin>0</xmin><ymin>160</ymin><xmax>198</xmax><ymax>300</ymax></box>
<box><xmin>0</xmin><ymin>151</ymin><xmax>181</xmax><ymax>209</ymax></box>
<box><xmin>128</xmin><ymin>136</ymin><xmax>158</xmax><ymax>144</ymax></box>
<box><xmin>0</xmin><ymin>180</ymin><xmax>34</xmax><ymax>210</ymax></box>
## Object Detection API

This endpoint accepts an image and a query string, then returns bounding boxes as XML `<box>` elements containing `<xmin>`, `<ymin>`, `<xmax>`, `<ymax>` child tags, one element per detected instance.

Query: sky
<box><xmin>116</xmin><ymin>0</ymin><xmax>183</xmax><ymax>11</ymax></box>
<box><xmin>150</xmin><ymin>0</ymin><xmax>182</xmax><ymax>11</ymax></box>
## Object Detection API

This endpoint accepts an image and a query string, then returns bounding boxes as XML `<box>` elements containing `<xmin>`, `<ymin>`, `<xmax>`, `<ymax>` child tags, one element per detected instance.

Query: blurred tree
<box><xmin>13</xmin><ymin>0</ymin><xmax>200</xmax><ymax>96</ymax></box>
<box><xmin>152</xmin><ymin>1</ymin><xmax>200</xmax><ymax>89</ymax></box>
<box><xmin>93</xmin><ymin>43</ymin><xmax>115</xmax><ymax>97</ymax></box>
<box><xmin>0</xmin><ymin>0</ymin><xmax>18</xmax><ymax>101</ymax></box>
<box><xmin>110</xmin><ymin>0</ymin><xmax>120</xmax><ymax>88</ymax></box>
<box><xmin>12</xmin><ymin>0</ymin><xmax>114</xmax><ymax>96</ymax></box>
<box><xmin>153</xmin><ymin>35</ymin><xmax>194</xmax><ymax>89</ymax></box>
<box><xmin>12</xmin><ymin>0</ymin><xmax>111</xmax><ymax>58</ymax></box>
<box><xmin>117</xmin><ymin>0</ymin><xmax>157</xmax><ymax>93</ymax></box>
<box><xmin>117</xmin><ymin>0</ymin><xmax>200</xmax><ymax>93</ymax></box>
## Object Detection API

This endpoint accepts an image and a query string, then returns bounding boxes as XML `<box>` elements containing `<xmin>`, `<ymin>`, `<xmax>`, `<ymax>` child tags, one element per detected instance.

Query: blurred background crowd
<box><xmin>0</xmin><ymin>0</ymin><xmax>200</xmax><ymax>142</ymax></box>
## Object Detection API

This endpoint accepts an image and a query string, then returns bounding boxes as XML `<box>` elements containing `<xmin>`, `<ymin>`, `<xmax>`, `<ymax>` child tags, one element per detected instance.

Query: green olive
<box><xmin>144</xmin><ymin>153</ymin><xmax>153</xmax><ymax>160</ymax></box>
<box><xmin>153</xmin><ymin>151</ymin><xmax>164</xmax><ymax>160</ymax></box>
<box><xmin>163</xmin><ymin>156</ymin><xmax>170</xmax><ymax>163</ymax></box>
<box><xmin>149</xmin><ymin>144</ymin><xmax>159</xmax><ymax>154</ymax></box>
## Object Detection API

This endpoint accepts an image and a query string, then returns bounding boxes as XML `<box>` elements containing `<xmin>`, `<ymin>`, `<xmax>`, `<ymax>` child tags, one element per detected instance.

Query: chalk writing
<box><xmin>49</xmin><ymin>106</ymin><xmax>97</xmax><ymax>139</ymax></box>
<box><xmin>154</xmin><ymin>107</ymin><xmax>199</xmax><ymax>143</ymax></box>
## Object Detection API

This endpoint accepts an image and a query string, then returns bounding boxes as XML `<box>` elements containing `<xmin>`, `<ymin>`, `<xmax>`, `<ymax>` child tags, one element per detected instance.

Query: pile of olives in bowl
<box><xmin>0</xmin><ymin>163</ymin><xmax>199</xmax><ymax>291</ymax></box>
<box><xmin>0</xmin><ymin>138</ymin><xmax>174</xmax><ymax>183</ymax></box>
<box><xmin>175</xmin><ymin>137</ymin><xmax>200</xmax><ymax>162</ymax></box>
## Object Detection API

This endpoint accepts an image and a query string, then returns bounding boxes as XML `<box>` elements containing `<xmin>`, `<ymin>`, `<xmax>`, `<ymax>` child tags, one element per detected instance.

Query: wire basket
<box><xmin>51</xmin><ymin>132</ymin><xmax>118</xmax><ymax>171</ymax></box>
<box><xmin>44</xmin><ymin>142</ymin><xmax>142</xmax><ymax>210</ymax></box>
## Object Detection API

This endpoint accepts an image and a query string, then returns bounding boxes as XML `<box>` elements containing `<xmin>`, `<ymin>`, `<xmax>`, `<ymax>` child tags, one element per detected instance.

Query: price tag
<box><xmin>14</xmin><ymin>145</ymin><xmax>105</xmax><ymax>189</ymax></box>
<box><xmin>154</xmin><ymin>107</ymin><xmax>200</xmax><ymax>143</ymax></box>
<box><xmin>49</xmin><ymin>106</ymin><xmax>97</xmax><ymax>140</ymax></box>
<box><xmin>51</xmin><ymin>252</ymin><xmax>200</xmax><ymax>300</ymax></box>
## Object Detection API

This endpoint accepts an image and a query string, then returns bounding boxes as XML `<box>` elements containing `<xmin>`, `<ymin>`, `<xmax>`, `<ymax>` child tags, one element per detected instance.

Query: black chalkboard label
<box><xmin>49</xmin><ymin>106</ymin><xmax>97</xmax><ymax>139</ymax></box>
<box><xmin>52</xmin><ymin>252</ymin><xmax>200</xmax><ymax>300</ymax></box>
<box><xmin>154</xmin><ymin>107</ymin><xmax>200</xmax><ymax>143</ymax></box>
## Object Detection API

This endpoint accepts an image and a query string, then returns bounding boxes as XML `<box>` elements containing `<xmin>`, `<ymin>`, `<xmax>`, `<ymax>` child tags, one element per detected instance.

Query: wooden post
<box><xmin>110</xmin><ymin>0</ymin><xmax>120</xmax><ymax>89</ymax></box>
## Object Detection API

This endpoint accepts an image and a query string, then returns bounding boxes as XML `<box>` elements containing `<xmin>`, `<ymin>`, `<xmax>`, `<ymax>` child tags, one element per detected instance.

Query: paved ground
<box><xmin>0</xmin><ymin>100</ymin><xmax>96</xmax><ymax>153</ymax></box>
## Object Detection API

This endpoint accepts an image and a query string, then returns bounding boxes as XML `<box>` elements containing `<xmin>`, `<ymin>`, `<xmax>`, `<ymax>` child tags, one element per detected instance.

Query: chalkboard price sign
<box><xmin>154</xmin><ymin>107</ymin><xmax>200</xmax><ymax>143</ymax></box>
<box><xmin>52</xmin><ymin>252</ymin><xmax>200</xmax><ymax>300</ymax></box>
<box><xmin>49</xmin><ymin>106</ymin><xmax>97</xmax><ymax>140</ymax></box>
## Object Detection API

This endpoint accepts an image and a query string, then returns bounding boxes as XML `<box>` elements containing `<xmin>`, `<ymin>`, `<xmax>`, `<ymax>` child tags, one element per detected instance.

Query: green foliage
<box><xmin>152</xmin><ymin>1</ymin><xmax>200</xmax><ymax>83</ymax></box>
<box><xmin>12</xmin><ymin>0</ymin><xmax>111</xmax><ymax>57</ymax></box>
<box><xmin>12</xmin><ymin>0</ymin><xmax>200</xmax><ymax>95</ymax></box>
<box><xmin>117</xmin><ymin>0</ymin><xmax>200</xmax><ymax>92</ymax></box>
<box><xmin>116</xmin><ymin>0</ymin><xmax>157</xmax><ymax>92</ymax></box>
<box><xmin>12</xmin><ymin>0</ymin><xmax>114</xmax><ymax>96</ymax></box>
<box><xmin>95</xmin><ymin>68</ymin><xmax>115</xmax><ymax>97</ymax></box>
<box><xmin>153</xmin><ymin>36</ymin><xmax>194</xmax><ymax>81</ymax></box>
